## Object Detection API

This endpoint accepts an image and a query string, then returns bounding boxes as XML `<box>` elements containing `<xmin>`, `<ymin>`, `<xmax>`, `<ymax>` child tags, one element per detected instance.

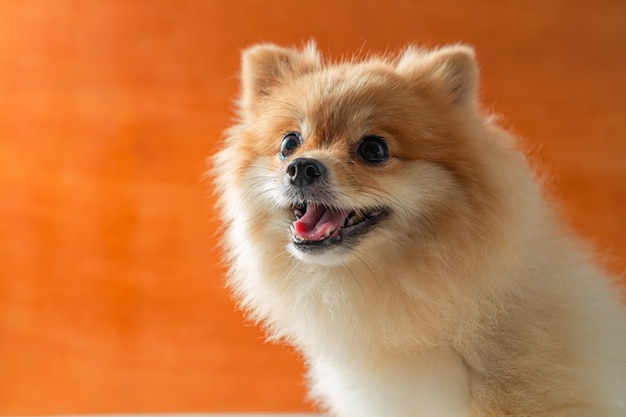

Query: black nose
<box><xmin>286</xmin><ymin>158</ymin><xmax>326</xmax><ymax>188</ymax></box>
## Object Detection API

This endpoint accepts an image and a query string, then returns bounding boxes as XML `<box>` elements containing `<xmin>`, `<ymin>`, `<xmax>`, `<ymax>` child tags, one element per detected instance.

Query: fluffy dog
<box><xmin>212</xmin><ymin>42</ymin><xmax>626</xmax><ymax>416</ymax></box>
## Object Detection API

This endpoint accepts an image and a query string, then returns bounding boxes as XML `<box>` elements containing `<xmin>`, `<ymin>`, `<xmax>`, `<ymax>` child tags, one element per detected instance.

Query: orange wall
<box><xmin>0</xmin><ymin>0</ymin><xmax>625</xmax><ymax>414</ymax></box>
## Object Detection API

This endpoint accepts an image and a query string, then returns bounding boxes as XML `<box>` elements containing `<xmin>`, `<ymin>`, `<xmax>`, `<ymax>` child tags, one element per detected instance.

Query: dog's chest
<box><xmin>307</xmin><ymin>350</ymin><xmax>471</xmax><ymax>417</ymax></box>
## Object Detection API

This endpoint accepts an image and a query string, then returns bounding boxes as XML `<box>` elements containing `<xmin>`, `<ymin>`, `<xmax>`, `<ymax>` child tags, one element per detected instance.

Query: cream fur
<box><xmin>212</xmin><ymin>42</ymin><xmax>626</xmax><ymax>416</ymax></box>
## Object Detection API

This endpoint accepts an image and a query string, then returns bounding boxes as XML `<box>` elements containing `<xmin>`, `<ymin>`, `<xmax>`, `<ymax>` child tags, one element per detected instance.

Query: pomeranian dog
<box><xmin>212</xmin><ymin>42</ymin><xmax>626</xmax><ymax>416</ymax></box>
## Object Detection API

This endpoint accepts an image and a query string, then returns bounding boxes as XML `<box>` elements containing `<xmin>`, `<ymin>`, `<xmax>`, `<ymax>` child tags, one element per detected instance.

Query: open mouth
<box><xmin>289</xmin><ymin>201</ymin><xmax>388</xmax><ymax>250</ymax></box>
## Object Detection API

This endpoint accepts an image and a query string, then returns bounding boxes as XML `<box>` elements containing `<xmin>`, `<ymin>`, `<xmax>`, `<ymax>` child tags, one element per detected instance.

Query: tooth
<box><xmin>324</xmin><ymin>228</ymin><xmax>331</xmax><ymax>238</ymax></box>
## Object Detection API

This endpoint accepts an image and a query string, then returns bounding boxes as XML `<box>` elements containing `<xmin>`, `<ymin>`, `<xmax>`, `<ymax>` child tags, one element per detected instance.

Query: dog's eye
<box><xmin>279</xmin><ymin>132</ymin><xmax>302</xmax><ymax>160</ymax></box>
<box><xmin>357</xmin><ymin>136</ymin><xmax>388</xmax><ymax>164</ymax></box>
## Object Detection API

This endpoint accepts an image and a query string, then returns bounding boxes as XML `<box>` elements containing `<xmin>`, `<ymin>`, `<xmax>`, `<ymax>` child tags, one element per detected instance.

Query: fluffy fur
<box><xmin>212</xmin><ymin>42</ymin><xmax>626</xmax><ymax>416</ymax></box>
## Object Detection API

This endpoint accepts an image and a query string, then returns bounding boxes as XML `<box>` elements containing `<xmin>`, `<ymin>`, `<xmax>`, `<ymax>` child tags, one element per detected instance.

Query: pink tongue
<box><xmin>293</xmin><ymin>205</ymin><xmax>349</xmax><ymax>241</ymax></box>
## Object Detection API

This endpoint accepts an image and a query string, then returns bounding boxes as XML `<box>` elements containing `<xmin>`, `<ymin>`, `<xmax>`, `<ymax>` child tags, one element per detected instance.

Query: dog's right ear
<box><xmin>239</xmin><ymin>42</ymin><xmax>321</xmax><ymax>118</ymax></box>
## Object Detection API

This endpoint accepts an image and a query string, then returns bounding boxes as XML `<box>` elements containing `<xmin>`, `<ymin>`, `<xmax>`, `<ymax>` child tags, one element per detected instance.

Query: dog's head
<box><xmin>215</xmin><ymin>42</ymin><xmax>515</xmax><ymax>268</ymax></box>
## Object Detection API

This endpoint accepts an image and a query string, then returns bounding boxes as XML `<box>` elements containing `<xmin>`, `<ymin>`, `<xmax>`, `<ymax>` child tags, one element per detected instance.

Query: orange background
<box><xmin>0</xmin><ymin>0</ymin><xmax>625</xmax><ymax>414</ymax></box>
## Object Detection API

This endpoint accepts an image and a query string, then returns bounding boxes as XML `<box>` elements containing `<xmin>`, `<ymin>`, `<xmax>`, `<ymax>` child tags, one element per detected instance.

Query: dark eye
<box><xmin>279</xmin><ymin>132</ymin><xmax>302</xmax><ymax>160</ymax></box>
<box><xmin>357</xmin><ymin>135</ymin><xmax>388</xmax><ymax>163</ymax></box>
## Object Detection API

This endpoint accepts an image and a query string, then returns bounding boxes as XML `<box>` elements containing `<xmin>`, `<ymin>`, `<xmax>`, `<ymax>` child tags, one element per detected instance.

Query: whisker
<box><xmin>350</xmin><ymin>248</ymin><xmax>383</xmax><ymax>290</ymax></box>
<box><xmin>340</xmin><ymin>260</ymin><xmax>366</xmax><ymax>299</ymax></box>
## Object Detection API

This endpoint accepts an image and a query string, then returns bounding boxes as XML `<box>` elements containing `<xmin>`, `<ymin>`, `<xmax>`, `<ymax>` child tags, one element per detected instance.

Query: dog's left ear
<box><xmin>396</xmin><ymin>45</ymin><xmax>478</xmax><ymax>107</ymax></box>
<box><xmin>239</xmin><ymin>42</ymin><xmax>321</xmax><ymax>118</ymax></box>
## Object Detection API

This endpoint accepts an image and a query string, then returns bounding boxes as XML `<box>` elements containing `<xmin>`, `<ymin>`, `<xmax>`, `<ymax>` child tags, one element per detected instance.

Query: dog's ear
<box><xmin>239</xmin><ymin>42</ymin><xmax>321</xmax><ymax>117</ymax></box>
<box><xmin>396</xmin><ymin>44</ymin><xmax>478</xmax><ymax>107</ymax></box>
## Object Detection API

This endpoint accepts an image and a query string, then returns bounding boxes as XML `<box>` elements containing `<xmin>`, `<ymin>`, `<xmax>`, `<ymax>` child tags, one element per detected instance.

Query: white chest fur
<box><xmin>308</xmin><ymin>350</ymin><xmax>471</xmax><ymax>417</ymax></box>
